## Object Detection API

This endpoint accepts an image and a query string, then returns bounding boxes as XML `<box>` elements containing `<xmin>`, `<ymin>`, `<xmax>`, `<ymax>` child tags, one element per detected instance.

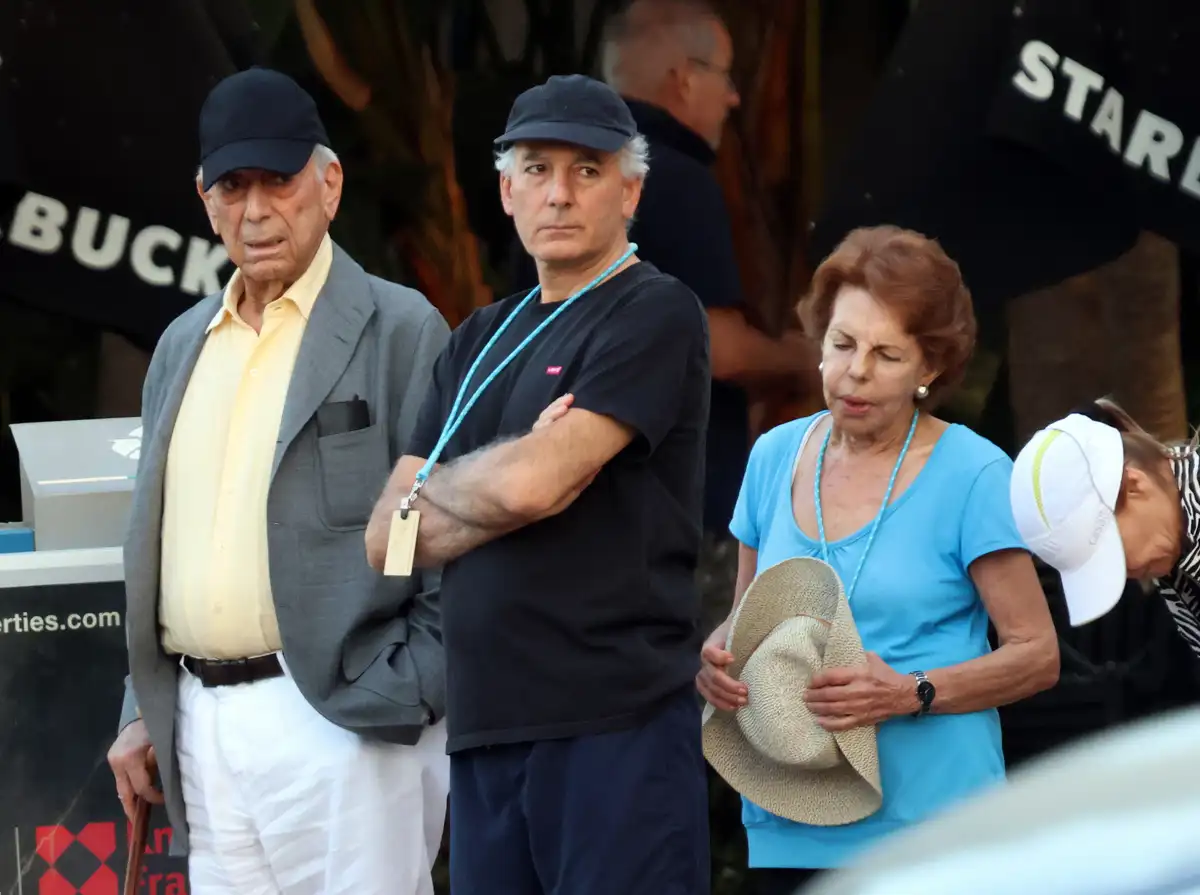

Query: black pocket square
<box><xmin>317</xmin><ymin>398</ymin><xmax>370</xmax><ymax>436</ymax></box>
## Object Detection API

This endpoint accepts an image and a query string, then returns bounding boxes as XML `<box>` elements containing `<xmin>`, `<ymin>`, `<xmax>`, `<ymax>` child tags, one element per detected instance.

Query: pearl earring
<box><xmin>915</xmin><ymin>384</ymin><xmax>930</xmax><ymax>400</ymax></box>
<box><xmin>818</xmin><ymin>361</ymin><xmax>824</xmax><ymax>372</ymax></box>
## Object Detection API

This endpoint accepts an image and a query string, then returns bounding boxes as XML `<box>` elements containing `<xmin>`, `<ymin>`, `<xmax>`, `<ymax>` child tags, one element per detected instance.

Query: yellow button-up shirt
<box><xmin>158</xmin><ymin>234</ymin><xmax>333</xmax><ymax>659</ymax></box>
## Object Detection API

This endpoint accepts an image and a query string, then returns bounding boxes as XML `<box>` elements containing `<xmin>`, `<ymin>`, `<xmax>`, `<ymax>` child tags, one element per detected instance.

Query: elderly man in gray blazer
<box><xmin>105</xmin><ymin>68</ymin><xmax>451</xmax><ymax>895</ymax></box>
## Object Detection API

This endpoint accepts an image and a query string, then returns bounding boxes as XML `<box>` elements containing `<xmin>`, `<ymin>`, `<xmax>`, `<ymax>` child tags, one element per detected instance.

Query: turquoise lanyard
<box><xmin>813</xmin><ymin>409</ymin><xmax>918</xmax><ymax>600</ymax></box>
<box><xmin>400</xmin><ymin>243</ymin><xmax>638</xmax><ymax>517</ymax></box>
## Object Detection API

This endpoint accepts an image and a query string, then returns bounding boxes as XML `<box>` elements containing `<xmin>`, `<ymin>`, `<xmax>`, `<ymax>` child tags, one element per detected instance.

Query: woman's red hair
<box><xmin>799</xmin><ymin>225</ymin><xmax>977</xmax><ymax>405</ymax></box>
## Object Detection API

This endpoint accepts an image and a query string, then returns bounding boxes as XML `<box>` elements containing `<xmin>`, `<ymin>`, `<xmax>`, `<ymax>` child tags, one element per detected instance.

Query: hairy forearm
<box><xmin>421</xmin><ymin>468</ymin><xmax>519</xmax><ymax>529</ymax></box>
<box><xmin>413</xmin><ymin>501</ymin><xmax>516</xmax><ymax>567</ymax></box>
<box><xmin>366</xmin><ymin>454</ymin><xmax>510</xmax><ymax>570</ymax></box>
<box><xmin>420</xmin><ymin>436</ymin><xmax>550</xmax><ymax>528</ymax></box>
<box><xmin>404</xmin><ymin>408</ymin><xmax>616</xmax><ymax>568</ymax></box>
<box><xmin>922</xmin><ymin>635</ymin><xmax>1060</xmax><ymax>716</ymax></box>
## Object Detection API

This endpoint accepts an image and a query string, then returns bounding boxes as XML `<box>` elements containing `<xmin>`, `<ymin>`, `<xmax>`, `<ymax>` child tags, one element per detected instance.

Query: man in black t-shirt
<box><xmin>509</xmin><ymin>0</ymin><xmax>822</xmax><ymax>642</ymax></box>
<box><xmin>366</xmin><ymin>74</ymin><xmax>711</xmax><ymax>895</ymax></box>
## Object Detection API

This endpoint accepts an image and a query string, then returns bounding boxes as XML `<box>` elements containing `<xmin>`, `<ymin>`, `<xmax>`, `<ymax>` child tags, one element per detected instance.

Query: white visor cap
<box><xmin>1010</xmin><ymin>413</ymin><xmax>1127</xmax><ymax>626</ymax></box>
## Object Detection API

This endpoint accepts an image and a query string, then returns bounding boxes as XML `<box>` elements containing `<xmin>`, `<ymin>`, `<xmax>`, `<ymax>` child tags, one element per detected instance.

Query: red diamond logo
<box><xmin>76</xmin><ymin>823</ymin><xmax>116</xmax><ymax>862</ymax></box>
<box><xmin>37</xmin><ymin>868</ymin><xmax>76</xmax><ymax>895</ymax></box>
<box><xmin>34</xmin><ymin>827</ymin><xmax>73</xmax><ymax>865</ymax></box>
<box><xmin>80</xmin><ymin>864</ymin><xmax>118</xmax><ymax>895</ymax></box>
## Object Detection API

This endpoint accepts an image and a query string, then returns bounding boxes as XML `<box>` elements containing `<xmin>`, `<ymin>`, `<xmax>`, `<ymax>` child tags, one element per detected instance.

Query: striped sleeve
<box><xmin>1160</xmin><ymin>450</ymin><xmax>1200</xmax><ymax>659</ymax></box>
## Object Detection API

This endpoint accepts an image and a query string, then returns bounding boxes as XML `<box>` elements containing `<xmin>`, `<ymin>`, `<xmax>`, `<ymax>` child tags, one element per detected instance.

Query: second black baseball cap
<box><xmin>494</xmin><ymin>74</ymin><xmax>637</xmax><ymax>153</ymax></box>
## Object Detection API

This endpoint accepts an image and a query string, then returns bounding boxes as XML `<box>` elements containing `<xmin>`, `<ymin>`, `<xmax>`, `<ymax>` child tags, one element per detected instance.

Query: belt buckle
<box><xmin>187</xmin><ymin>656</ymin><xmax>240</xmax><ymax>688</ymax></box>
<box><xmin>210</xmin><ymin>657</ymin><xmax>251</xmax><ymax>687</ymax></box>
<box><xmin>182</xmin><ymin>653</ymin><xmax>280</xmax><ymax>688</ymax></box>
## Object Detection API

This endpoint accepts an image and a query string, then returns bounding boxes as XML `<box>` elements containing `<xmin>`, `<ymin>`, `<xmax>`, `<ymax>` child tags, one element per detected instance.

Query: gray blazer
<box><xmin>117</xmin><ymin>243</ymin><xmax>451</xmax><ymax>855</ymax></box>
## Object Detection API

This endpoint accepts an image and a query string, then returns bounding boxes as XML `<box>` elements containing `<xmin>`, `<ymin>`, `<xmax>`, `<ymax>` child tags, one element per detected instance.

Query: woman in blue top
<box><xmin>696</xmin><ymin>225</ymin><xmax>1061</xmax><ymax>895</ymax></box>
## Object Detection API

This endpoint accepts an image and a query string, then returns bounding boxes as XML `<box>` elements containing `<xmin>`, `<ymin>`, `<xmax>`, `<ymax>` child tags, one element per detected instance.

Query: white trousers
<box><xmin>176</xmin><ymin>658</ymin><xmax>449</xmax><ymax>895</ymax></box>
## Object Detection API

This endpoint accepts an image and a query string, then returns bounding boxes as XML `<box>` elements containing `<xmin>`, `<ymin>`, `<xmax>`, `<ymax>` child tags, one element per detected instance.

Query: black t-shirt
<box><xmin>409</xmin><ymin>261</ymin><xmax>710</xmax><ymax>752</ymax></box>
<box><xmin>508</xmin><ymin>100</ymin><xmax>751</xmax><ymax>535</ymax></box>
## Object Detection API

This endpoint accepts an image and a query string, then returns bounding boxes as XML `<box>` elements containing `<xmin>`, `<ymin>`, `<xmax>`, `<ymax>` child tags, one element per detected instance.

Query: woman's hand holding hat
<box><xmin>697</xmin><ymin>619</ymin><xmax>747</xmax><ymax>712</ymax></box>
<box><xmin>804</xmin><ymin>652</ymin><xmax>917</xmax><ymax>732</ymax></box>
<box><xmin>701</xmin><ymin>558</ymin><xmax>885</xmax><ymax>826</ymax></box>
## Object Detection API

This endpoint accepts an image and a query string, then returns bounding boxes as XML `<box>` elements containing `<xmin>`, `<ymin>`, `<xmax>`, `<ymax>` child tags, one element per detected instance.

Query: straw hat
<box><xmin>702</xmin><ymin>556</ymin><xmax>883</xmax><ymax>826</ymax></box>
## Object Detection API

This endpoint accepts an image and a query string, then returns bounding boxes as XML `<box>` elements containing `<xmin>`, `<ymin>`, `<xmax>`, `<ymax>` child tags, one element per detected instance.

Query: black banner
<box><xmin>0</xmin><ymin>1</ymin><xmax>260</xmax><ymax>349</ymax></box>
<box><xmin>0</xmin><ymin>190</ymin><xmax>231</xmax><ymax>353</ymax></box>
<box><xmin>988</xmin><ymin>0</ymin><xmax>1200</xmax><ymax>252</ymax></box>
<box><xmin>0</xmin><ymin>581</ymin><xmax>188</xmax><ymax>895</ymax></box>
<box><xmin>811</xmin><ymin>0</ymin><xmax>1200</xmax><ymax>311</ymax></box>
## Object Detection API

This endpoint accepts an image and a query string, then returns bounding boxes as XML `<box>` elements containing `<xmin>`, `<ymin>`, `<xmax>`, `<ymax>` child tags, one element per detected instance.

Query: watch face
<box><xmin>917</xmin><ymin>680</ymin><xmax>935</xmax><ymax>705</ymax></box>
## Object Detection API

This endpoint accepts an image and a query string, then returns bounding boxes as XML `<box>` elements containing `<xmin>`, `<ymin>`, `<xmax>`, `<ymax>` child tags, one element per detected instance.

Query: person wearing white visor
<box><xmin>1010</xmin><ymin>399</ymin><xmax>1198</xmax><ymax>648</ymax></box>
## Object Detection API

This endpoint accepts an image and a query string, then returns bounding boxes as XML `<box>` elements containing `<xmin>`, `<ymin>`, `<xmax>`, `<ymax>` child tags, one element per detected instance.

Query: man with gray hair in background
<box><xmin>368</xmin><ymin>73</ymin><xmax>711</xmax><ymax>895</ymax></box>
<box><xmin>106</xmin><ymin>67</ymin><xmax>451</xmax><ymax>894</ymax></box>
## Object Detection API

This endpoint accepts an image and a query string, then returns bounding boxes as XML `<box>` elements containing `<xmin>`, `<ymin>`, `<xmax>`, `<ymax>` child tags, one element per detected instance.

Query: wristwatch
<box><xmin>910</xmin><ymin>670</ymin><xmax>935</xmax><ymax>717</ymax></box>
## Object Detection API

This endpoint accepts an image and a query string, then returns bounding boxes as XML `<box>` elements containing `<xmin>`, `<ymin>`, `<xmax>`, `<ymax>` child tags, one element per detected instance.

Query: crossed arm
<box><xmin>365</xmin><ymin>400</ymin><xmax>635</xmax><ymax>570</ymax></box>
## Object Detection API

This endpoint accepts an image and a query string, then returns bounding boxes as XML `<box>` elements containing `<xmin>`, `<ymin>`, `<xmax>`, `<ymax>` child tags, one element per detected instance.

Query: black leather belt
<box><xmin>181</xmin><ymin>653</ymin><xmax>284</xmax><ymax>688</ymax></box>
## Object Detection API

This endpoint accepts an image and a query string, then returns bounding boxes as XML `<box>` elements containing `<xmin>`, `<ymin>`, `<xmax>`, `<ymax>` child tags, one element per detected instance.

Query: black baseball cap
<box><xmin>198</xmin><ymin>67</ymin><xmax>331</xmax><ymax>190</ymax></box>
<box><xmin>494</xmin><ymin>74</ymin><xmax>637</xmax><ymax>153</ymax></box>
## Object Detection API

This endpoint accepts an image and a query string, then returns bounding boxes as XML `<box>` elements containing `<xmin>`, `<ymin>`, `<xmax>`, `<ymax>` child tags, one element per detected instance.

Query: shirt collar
<box><xmin>623</xmin><ymin>98</ymin><xmax>716</xmax><ymax>166</ymax></box>
<box><xmin>1170</xmin><ymin>450</ymin><xmax>1199</xmax><ymax>565</ymax></box>
<box><xmin>206</xmin><ymin>233</ymin><xmax>334</xmax><ymax>333</ymax></box>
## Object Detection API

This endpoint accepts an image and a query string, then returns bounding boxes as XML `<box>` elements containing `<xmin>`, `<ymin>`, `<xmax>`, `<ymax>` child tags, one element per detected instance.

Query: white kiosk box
<box><xmin>10</xmin><ymin>416</ymin><xmax>142</xmax><ymax>551</ymax></box>
<box><xmin>0</xmin><ymin>418</ymin><xmax>189</xmax><ymax>892</ymax></box>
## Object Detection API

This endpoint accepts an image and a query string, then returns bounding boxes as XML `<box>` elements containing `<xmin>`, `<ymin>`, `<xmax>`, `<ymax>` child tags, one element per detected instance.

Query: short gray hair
<box><xmin>493</xmin><ymin>134</ymin><xmax>651</xmax><ymax>180</ymax></box>
<box><xmin>196</xmin><ymin>144</ymin><xmax>339</xmax><ymax>187</ymax></box>
<box><xmin>600</xmin><ymin>0</ymin><xmax>719</xmax><ymax>93</ymax></box>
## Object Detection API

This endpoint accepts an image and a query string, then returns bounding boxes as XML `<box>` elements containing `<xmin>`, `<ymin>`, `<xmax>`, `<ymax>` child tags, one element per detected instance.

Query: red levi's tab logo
<box><xmin>546</xmin><ymin>366</ymin><xmax>562</xmax><ymax>375</ymax></box>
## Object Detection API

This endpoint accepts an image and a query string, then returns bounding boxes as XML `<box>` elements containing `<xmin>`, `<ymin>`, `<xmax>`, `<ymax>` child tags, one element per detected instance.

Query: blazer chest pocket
<box><xmin>315</xmin><ymin>424</ymin><xmax>389</xmax><ymax>531</ymax></box>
